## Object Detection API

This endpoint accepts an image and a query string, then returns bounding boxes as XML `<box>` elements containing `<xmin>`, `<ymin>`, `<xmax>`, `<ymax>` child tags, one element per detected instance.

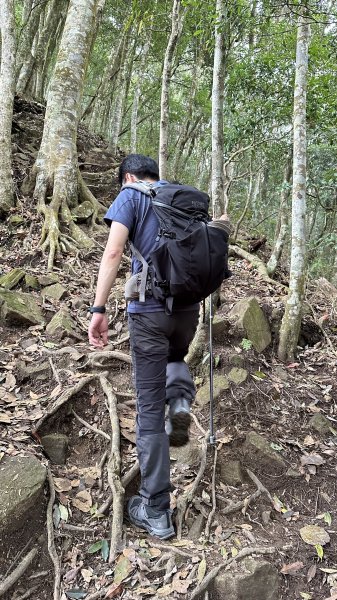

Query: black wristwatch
<box><xmin>88</xmin><ymin>305</ymin><xmax>106</xmax><ymax>314</ymax></box>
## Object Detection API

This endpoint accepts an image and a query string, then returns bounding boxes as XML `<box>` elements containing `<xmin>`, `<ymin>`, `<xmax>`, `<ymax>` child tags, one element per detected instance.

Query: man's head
<box><xmin>118</xmin><ymin>154</ymin><xmax>160</xmax><ymax>186</ymax></box>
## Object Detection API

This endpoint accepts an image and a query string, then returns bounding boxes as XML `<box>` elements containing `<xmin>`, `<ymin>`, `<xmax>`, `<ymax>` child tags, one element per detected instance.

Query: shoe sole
<box><xmin>169</xmin><ymin>411</ymin><xmax>191</xmax><ymax>447</ymax></box>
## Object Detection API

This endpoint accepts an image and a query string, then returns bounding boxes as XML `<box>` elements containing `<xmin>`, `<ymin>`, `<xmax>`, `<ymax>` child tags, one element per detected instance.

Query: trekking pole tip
<box><xmin>209</xmin><ymin>434</ymin><xmax>216</xmax><ymax>445</ymax></box>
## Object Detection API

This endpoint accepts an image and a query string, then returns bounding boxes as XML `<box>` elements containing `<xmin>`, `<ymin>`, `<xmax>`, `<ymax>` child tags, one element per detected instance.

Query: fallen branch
<box><xmin>0</xmin><ymin>548</ymin><xmax>38</xmax><ymax>598</ymax></box>
<box><xmin>72</xmin><ymin>409</ymin><xmax>111</xmax><ymax>440</ymax></box>
<box><xmin>190</xmin><ymin>545</ymin><xmax>276</xmax><ymax>599</ymax></box>
<box><xmin>150</xmin><ymin>542</ymin><xmax>197</xmax><ymax>559</ymax></box>
<box><xmin>204</xmin><ymin>446</ymin><xmax>218</xmax><ymax>539</ymax></box>
<box><xmin>100</xmin><ymin>376</ymin><xmax>125</xmax><ymax>562</ymax></box>
<box><xmin>34</xmin><ymin>374</ymin><xmax>95</xmax><ymax>431</ymax></box>
<box><xmin>15</xmin><ymin>585</ymin><xmax>40</xmax><ymax>600</ymax></box>
<box><xmin>47</xmin><ymin>469</ymin><xmax>61</xmax><ymax>600</ymax></box>
<box><xmin>176</xmin><ymin>436</ymin><xmax>208</xmax><ymax>539</ymax></box>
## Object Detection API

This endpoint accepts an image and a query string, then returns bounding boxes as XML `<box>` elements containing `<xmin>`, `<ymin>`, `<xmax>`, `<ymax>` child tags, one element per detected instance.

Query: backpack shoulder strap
<box><xmin>121</xmin><ymin>182</ymin><xmax>155</xmax><ymax>196</ymax></box>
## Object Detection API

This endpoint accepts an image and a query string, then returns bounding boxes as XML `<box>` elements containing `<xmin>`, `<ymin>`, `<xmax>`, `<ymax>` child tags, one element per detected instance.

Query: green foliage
<box><xmin>241</xmin><ymin>338</ymin><xmax>253</xmax><ymax>351</ymax></box>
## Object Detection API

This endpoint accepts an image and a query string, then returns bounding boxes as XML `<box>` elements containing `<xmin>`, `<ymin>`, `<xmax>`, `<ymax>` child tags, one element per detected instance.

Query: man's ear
<box><xmin>124</xmin><ymin>173</ymin><xmax>137</xmax><ymax>183</ymax></box>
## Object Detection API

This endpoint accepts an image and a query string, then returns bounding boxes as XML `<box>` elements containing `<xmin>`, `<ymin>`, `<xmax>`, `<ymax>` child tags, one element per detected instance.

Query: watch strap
<box><xmin>89</xmin><ymin>306</ymin><xmax>106</xmax><ymax>314</ymax></box>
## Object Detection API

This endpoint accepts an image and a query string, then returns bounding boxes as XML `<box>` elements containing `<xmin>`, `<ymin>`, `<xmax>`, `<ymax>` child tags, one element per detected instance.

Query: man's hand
<box><xmin>88</xmin><ymin>313</ymin><xmax>109</xmax><ymax>348</ymax></box>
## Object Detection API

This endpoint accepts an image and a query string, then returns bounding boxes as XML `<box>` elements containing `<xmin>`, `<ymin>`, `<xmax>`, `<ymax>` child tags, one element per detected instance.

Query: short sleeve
<box><xmin>104</xmin><ymin>189</ymin><xmax>135</xmax><ymax>231</ymax></box>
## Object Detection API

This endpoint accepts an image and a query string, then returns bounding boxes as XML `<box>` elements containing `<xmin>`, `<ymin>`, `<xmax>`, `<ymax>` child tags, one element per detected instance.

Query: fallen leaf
<box><xmin>123</xmin><ymin>548</ymin><xmax>137</xmax><ymax>561</ymax></box>
<box><xmin>105</xmin><ymin>583</ymin><xmax>123</xmax><ymax>599</ymax></box>
<box><xmin>0</xmin><ymin>413</ymin><xmax>12</xmax><ymax>423</ymax></box>
<box><xmin>81</xmin><ymin>568</ymin><xmax>93</xmax><ymax>583</ymax></box>
<box><xmin>307</xmin><ymin>564</ymin><xmax>317</xmax><ymax>582</ymax></box>
<box><xmin>301</xmin><ymin>454</ymin><xmax>325</xmax><ymax>466</ymax></box>
<box><xmin>197</xmin><ymin>558</ymin><xmax>207</xmax><ymax>582</ymax></box>
<box><xmin>72</xmin><ymin>490</ymin><xmax>92</xmax><ymax>513</ymax></box>
<box><xmin>113</xmin><ymin>554</ymin><xmax>133</xmax><ymax>585</ymax></box>
<box><xmin>157</xmin><ymin>584</ymin><xmax>172</xmax><ymax>597</ymax></box>
<box><xmin>65</xmin><ymin>590</ymin><xmax>87</xmax><ymax>600</ymax></box>
<box><xmin>63</xmin><ymin>567</ymin><xmax>81</xmax><ymax>583</ymax></box>
<box><xmin>280</xmin><ymin>561</ymin><xmax>304</xmax><ymax>575</ymax></box>
<box><xmin>300</xmin><ymin>525</ymin><xmax>330</xmax><ymax>546</ymax></box>
<box><xmin>54</xmin><ymin>478</ymin><xmax>73</xmax><ymax>492</ymax></box>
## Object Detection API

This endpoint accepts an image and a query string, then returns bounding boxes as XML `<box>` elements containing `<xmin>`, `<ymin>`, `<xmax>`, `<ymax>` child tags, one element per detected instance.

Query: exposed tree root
<box><xmin>99</xmin><ymin>376</ymin><xmax>125</xmax><ymax>563</ymax></box>
<box><xmin>34</xmin><ymin>374</ymin><xmax>95</xmax><ymax>432</ymax></box>
<box><xmin>0</xmin><ymin>548</ymin><xmax>38</xmax><ymax>598</ymax></box>
<box><xmin>189</xmin><ymin>545</ymin><xmax>277</xmax><ymax>599</ymax></box>
<box><xmin>229</xmin><ymin>244</ymin><xmax>287</xmax><ymax>290</ymax></box>
<box><xmin>218</xmin><ymin>467</ymin><xmax>274</xmax><ymax>518</ymax></box>
<box><xmin>78</xmin><ymin>170</ymin><xmax>106</xmax><ymax>230</ymax></box>
<box><xmin>85</xmin><ymin>350</ymin><xmax>132</xmax><ymax>368</ymax></box>
<box><xmin>47</xmin><ymin>469</ymin><xmax>61</xmax><ymax>600</ymax></box>
<box><xmin>175</xmin><ymin>435</ymin><xmax>208</xmax><ymax>539</ymax></box>
<box><xmin>97</xmin><ymin>461</ymin><xmax>140</xmax><ymax>515</ymax></box>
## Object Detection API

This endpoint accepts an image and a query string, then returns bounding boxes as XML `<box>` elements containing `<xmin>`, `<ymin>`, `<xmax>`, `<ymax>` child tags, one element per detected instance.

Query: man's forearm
<box><xmin>93</xmin><ymin>250</ymin><xmax>123</xmax><ymax>306</ymax></box>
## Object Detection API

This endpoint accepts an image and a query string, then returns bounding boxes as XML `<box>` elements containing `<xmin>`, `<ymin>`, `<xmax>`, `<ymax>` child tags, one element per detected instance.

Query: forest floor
<box><xmin>0</xmin><ymin>99</ymin><xmax>337</xmax><ymax>600</ymax></box>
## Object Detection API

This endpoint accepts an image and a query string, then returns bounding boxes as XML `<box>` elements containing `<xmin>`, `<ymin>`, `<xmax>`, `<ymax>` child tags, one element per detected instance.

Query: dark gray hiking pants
<box><xmin>128</xmin><ymin>310</ymin><xmax>199</xmax><ymax>510</ymax></box>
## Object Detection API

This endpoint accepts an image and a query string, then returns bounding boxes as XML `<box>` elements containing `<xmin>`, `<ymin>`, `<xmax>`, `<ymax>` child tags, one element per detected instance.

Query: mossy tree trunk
<box><xmin>267</xmin><ymin>150</ymin><xmax>292</xmax><ymax>276</ymax></box>
<box><xmin>31</xmin><ymin>0</ymin><xmax>101</xmax><ymax>270</ymax></box>
<box><xmin>0</xmin><ymin>0</ymin><xmax>16</xmax><ymax>216</ymax></box>
<box><xmin>278</xmin><ymin>11</ymin><xmax>310</xmax><ymax>362</ymax></box>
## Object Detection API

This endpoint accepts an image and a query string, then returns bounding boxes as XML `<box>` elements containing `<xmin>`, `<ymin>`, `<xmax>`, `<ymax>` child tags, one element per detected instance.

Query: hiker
<box><xmin>88</xmin><ymin>153</ymin><xmax>230</xmax><ymax>540</ymax></box>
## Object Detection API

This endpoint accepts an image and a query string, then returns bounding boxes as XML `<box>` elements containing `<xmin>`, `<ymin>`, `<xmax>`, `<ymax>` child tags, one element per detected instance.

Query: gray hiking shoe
<box><xmin>127</xmin><ymin>496</ymin><xmax>175</xmax><ymax>540</ymax></box>
<box><xmin>165</xmin><ymin>397</ymin><xmax>191</xmax><ymax>447</ymax></box>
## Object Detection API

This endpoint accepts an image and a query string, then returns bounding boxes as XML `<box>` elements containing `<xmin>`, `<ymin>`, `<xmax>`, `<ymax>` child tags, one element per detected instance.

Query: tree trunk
<box><xmin>31</xmin><ymin>0</ymin><xmax>100</xmax><ymax>270</ymax></box>
<box><xmin>211</xmin><ymin>0</ymin><xmax>226</xmax><ymax>218</ymax></box>
<box><xmin>130</xmin><ymin>35</ymin><xmax>152</xmax><ymax>153</ymax></box>
<box><xmin>0</xmin><ymin>0</ymin><xmax>16</xmax><ymax>216</ymax></box>
<box><xmin>233</xmin><ymin>162</ymin><xmax>260</xmax><ymax>243</ymax></box>
<box><xmin>16</xmin><ymin>0</ymin><xmax>67</xmax><ymax>98</ymax></box>
<box><xmin>109</xmin><ymin>33</ymin><xmax>135</xmax><ymax>154</ymax></box>
<box><xmin>16</xmin><ymin>0</ymin><xmax>45</xmax><ymax>88</ymax></box>
<box><xmin>278</xmin><ymin>11</ymin><xmax>310</xmax><ymax>362</ymax></box>
<box><xmin>159</xmin><ymin>0</ymin><xmax>184</xmax><ymax>179</ymax></box>
<box><xmin>266</xmin><ymin>151</ymin><xmax>292</xmax><ymax>276</ymax></box>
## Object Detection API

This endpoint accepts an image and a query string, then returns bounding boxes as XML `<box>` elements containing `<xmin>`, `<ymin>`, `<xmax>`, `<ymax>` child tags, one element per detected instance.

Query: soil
<box><xmin>0</xmin><ymin>99</ymin><xmax>336</xmax><ymax>600</ymax></box>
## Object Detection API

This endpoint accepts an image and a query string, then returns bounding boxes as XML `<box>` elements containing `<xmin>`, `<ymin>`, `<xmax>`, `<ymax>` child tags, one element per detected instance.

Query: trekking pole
<box><xmin>209</xmin><ymin>294</ymin><xmax>216</xmax><ymax>445</ymax></box>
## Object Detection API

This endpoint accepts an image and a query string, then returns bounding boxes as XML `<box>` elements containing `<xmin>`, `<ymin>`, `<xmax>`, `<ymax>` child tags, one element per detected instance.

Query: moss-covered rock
<box><xmin>38</xmin><ymin>273</ymin><xmax>59</xmax><ymax>286</ymax></box>
<box><xmin>46</xmin><ymin>308</ymin><xmax>76</xmax><ymax>338</ymax></box>
<box><xmin>40</xmin><ymin>434</ymin><xmax>69</xmax><ymax>465</ymax></box>
<box><xmin>72</xmin><ymin>200</ymin><xmax>94</xmax><ymax>221</ymax></box>
<box><xmin>41</xmin><ymin>282</ymin><xmax>66</xmax><ymax>301</ymax></box>
<box><xmin>244</xmin><ymin>431</ymin><xmax>286</xmax><ymax>471</ymax></box>
<box><xmin>214</xmin><ymin>558</ymin><xmax>280</xmax><ymax>600</ymax></box>
<box><xmin>0</xmin><ymin>455</ymin><xmax>46</xmax><ymax>534</ymax></box>
<box><xmin>8</xmin><ymin>215</ymin><xmax>24</xmax><ymax>226</ymax></box>
<box><xmin>228</xmin><ymin>367</ymin><xmax>248</xmax><ymax>384</ymax></box>
<box><xmin>229</xmin><ymin>297</ymin><xmax>271</xmax><ymax>352</ymax></box>
<box><xmin>24</xmin><ymin>274</ymin><xmax>40</xmax><ymax>289</ymax></box>
<box><xmin>220</xmin><ymin>460</ymin><xmax>248</xmax><ymax>486</ymax></box>
<box><xmin>196</xmin><ymin>375</ymin><xmax>229</xmax><ymax>408</ymax></box>
<box><xmin>228</xmin><ymin>353</ymin><xmax>245</xmax><ymax>368</ymax></box>
<box><xmin>309</xmin><ymin>413</ymin><xmax>332</xmax><ymax>436</ymax></box>
<box><xmin>0</xmin><ymin>268</ymin><xmax>26</xmax><ymax>289</ymax></box>
<box><xmin>0</xmin><ymin>289</ymin><xmax>44</xmax><ymax>325</ymax></box>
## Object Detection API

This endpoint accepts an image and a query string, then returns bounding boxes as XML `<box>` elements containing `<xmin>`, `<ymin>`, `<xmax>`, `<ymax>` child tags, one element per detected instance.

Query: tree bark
<box><xmin>31</xmin><ymin>0</ymin><xmax>99</xmax><ymax>270</ymax></box>
<box><xmin>0</xmin><ymin>0</ymin><xmax>16</xmax><ymax>216</ymax></box>
<box><xmin>130</xmin><ymin>35</ymin><xmax>152</xmax><ymax>153</ymax></box>
<box><xmin>266</xmin><ymin>151</ymin><xmax>292</xmax><ymax>276</ymax></box>
<box><xmin>159</xmin><ymin>0</ymin><xmax>184</xmax><ymax>179</ymax></box>
<box><xmin>16</xmin><ymin>0</ymin><xmax>45</xmax><ymax>88</ymax></box>
<box><xmin>278</xmin><ymin>11</ymin><xmax>310</xmax><ymax>362</ymax></box>
<box><xmin>211</xmin><ymin>0</ymin><xmax>226</xmax><ymax>218</ymax></box>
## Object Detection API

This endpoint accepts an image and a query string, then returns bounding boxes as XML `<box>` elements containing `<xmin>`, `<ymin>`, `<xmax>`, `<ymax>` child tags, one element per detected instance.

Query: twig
<box><xmin>3</xmin><ymin>538</ymin><xmax>32</xmax><ymax>579</ymax></box>
<box><xmin>191</xmin><ymin>412</ymin><xmax>206</xmax><ymax>436</ymax></box>
<box><xmin>150</xmin><ymin>542</ymin><xmax>197</xmax><ymax>558</ymax></box>
<box><xmin>47</xmin><ymin>469</ymin><xmax>61</xmax><ymax>600</ymax></box>
<box><xmin>97</xmin><ymin>461</ymin><xmax>140</xmax><ymax>515</ymax></box>
<box><xmin>246</xmin><ymin>469</ymin><xmax>273</xmax><ymax>503</ymax></box>
<box><xmin>61</xmin><ymin>523</ymin><xmax>95</xmax><ymax>533</ymax></box>
<box><xmin>176</xmin><ymin>436</ymin><xmax>208</xmax><ymax>539</ymax></box>
<box><xmin>72</xmin><ymin>409</ymin><xmax>111</xmax><ymax>440</ymax></box>
<box><xmin>204</xmin><ymin>446</ymin><xmax>218</xmax><ymax>539</ymax></box>
<box><xmin>0</xmin><ymin>548</ymin><xmax>38</xmax><ymax>598</ymax></box>
<box><xmin>99</xmin><ymin>376</ymin><xmax>125</xmax><ymax>562</ymax></box>
<box><xmin>34</xmin><ymin>374</ymin><xmax>95</xmax><ymax>431</ymax></box>
<box><xmin>190</xmin><ymin>546</ymin><xmax>277</xmax><ymax>599</ymax></box>
<box><xmin>111</xmin><ymin>333</ymin><xmax>130</xmax><ymax>346</ymax></box>
<box><xmin>15</xmin><ymin>585</ymin><xmax>40</xmax><ymax>600</ymax></box>
<box><xmin>48</xmin><ymin>357</ymin><xmax>61</xmax><ymax>385</ymax></box>
<box><xmin>219</xmin><ymin>468</ymin><xmax>273</xmax><ymax>517</ymax></box>
<box><xmin>98</xmin><ymin>449</ymin><xmax>109</xmax><ymax>493</ymax></box>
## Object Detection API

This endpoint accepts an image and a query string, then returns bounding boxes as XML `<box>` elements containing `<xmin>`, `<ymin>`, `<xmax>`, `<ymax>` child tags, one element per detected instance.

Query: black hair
<box><xmin>118</xmin><ymin>154</ymin><xmax>160</xmax><ymax>185</ymax></box>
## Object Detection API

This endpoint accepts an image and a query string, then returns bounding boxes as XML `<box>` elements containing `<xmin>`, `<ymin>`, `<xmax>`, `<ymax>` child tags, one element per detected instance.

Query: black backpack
<box><xmin>123</xmin><ymin>182</ymin><xmax>231</xmax><ymax>312</ymax></box>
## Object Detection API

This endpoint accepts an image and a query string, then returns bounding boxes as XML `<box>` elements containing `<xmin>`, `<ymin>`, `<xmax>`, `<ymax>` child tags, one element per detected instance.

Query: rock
<box><xmin>229</xmin><ymin>297</ymin><xmax>271</xmax><ymax>353</ymax></box>
<box><xmin>309</xmin><ymin>413</ymin><xmax>332</xmax><ymax>436</ymax></box>
<box><xmin>25</xmin><ymin>274</ymin><xmax>40</xmax><ymax>289</ymax></box>
<box><xmin>41</xmin><ymin>282</ymin><xmax>66</xmax><ymax>301</ymax></box>
<box><xmin>243</xmin><ymin>432</ymin><xmax>286</xmax><ymax>472</ymax></box>
<box><xmin>0</xmin><ymin>289</ymin><xmax>44</xmax><ymax>325</ymax></box>
<box><xmin>0</xmin><ymin>268</ymin><xmax>26</xmax><ymax>289</ymax></box>
<box><xmin>0</xmin><ymin>455</ymin><xmax>46</xmax><ymax>534</ymax></box>
<box><xmin>41</xmin><ymin>433</ymin><xmax>69</xmax><ymax>464</ymax></box>
<box><xmin>273</xmin><ymin>366</ymin><xmax>289</xmax><ymax>381</ymax></box>
<box><xmin>228</xmin><ymin>367</ymin><xmax>248</xmax><ymax>385</ymax></box>
<box><xmin>196</xmin><ymin>375</ymin><xmax>229</xmax><ymax>408</ymax></box>
<box><xmin>220</xmin><ymin>460</ymin><xmax>247</xmax><ymax>486</ymax></box>
<box><xmin>261</xmin><ymin>510</ymin><xmax>271</xmax><ymax>526</ymax></box>
<box><xmin>213</xmin><ymin>558</ymin><xmax>280</xmax><ymax>600</ymax></box>
<box><xmin>16</xmin><ymin>360</ymin><xmax>51</xmax><ymax>382</ymax></box>
<box><xmin>46</xmin><ymin>308</ymin><xmax>77</xmax><ymax>338</ymax></box>
<box><xmin>187</xmin><ymin>513</ymin><xmax>205</xmax><ymax>542</ymax></box>
<box><xmin>229</xmin><ymin>354</ymin><xmax>244</xmax><ymax>368</ymax></box>
<box><xmin>72</xmin><ymin>200</ymin><xmax>94</xmax><ymax>221</ymax></box>
<box><xmin>170</xmin><ymin>441</ymin><xmax>201</xmax><ymax>466</ymax></box>
<box><xmin>38</xmin><ymin>273</ymin><xmax>59</xmax><ymax>286</ymax></box>
<box><xmin>212</xmin><ymin>315</ymin><xmax>229</xmax><ymax>337</ymax></box>
<box><xmin>286</xmin><ymin>467</ymin><xmax>301</xmax><ymax>478</ymax></box>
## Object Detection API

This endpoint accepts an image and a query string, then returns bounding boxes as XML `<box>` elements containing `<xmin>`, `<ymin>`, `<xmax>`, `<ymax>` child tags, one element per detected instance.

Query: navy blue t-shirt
<box><xmin>104</xmin><ymin>181</ymin><xmax>199</xmax><ymax>314</ymax></box>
